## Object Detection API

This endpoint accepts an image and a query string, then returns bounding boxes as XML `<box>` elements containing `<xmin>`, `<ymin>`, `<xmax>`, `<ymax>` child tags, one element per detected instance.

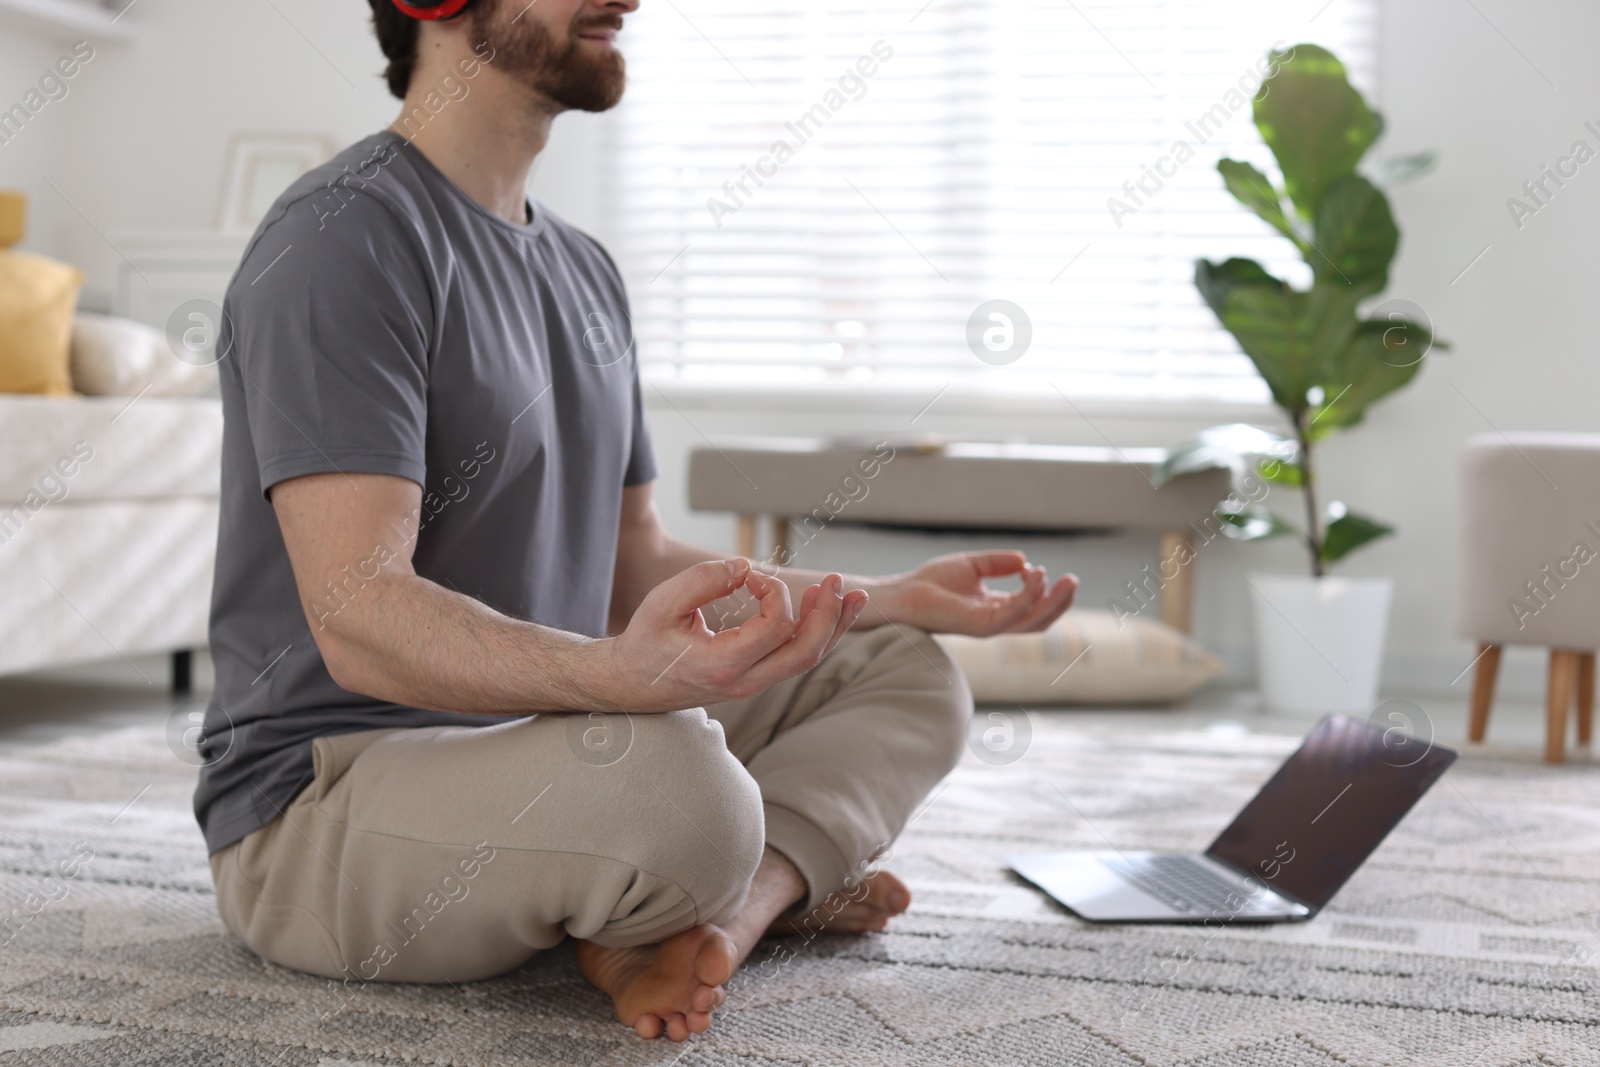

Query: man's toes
<box><xmin>694</xmin><ymin>930</ymin><xmax>737</xmax><ymax>987</ymax></box>
<box><xmin>691</xmin><ymin>983</ymin><xmax>719</xmax><ymax>1013</ymax></box>
<box><xmin>634</xmin><ymin>1014</ymin><xmax>664</xmax><ymax>1040</ymax></box>
<box><xmin>687</xmin><ymin>1010</ymin><xmax>713</xmax><ymax>1035</ymax></box>
<box><xmin>664</xmin><ymin>1013</ymin><xmax>690</xmax><ymax>1042</ymax></box>
<box><xmin>869</xmin><ymin>871</ymin><xmax>911</xmax><ymax>913</ymax></box>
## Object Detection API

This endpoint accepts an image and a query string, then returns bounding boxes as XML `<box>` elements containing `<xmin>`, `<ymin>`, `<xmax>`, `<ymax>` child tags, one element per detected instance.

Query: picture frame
<box><xmin>215</xmin><ymin>132</ymin><xmax>335</xmax><ymax>234</ymax></box>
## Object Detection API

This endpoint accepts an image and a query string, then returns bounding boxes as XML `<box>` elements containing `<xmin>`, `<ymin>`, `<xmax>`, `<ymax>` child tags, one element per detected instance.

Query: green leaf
<box><xmin>1207</xmin><ymin>276</ymin><xmax>1364</xmax><ymax>417</ymax></box>
<box><xmin>1307</xmin><ymin>315</ymin><xmax>1436</xmax><ymax>435</ymax></box>
<box><xmin>1219</xmin><ymin>504</ymin><xmax>1297</xmax><ymax>542</ymax></box>
<box><xmin>1217</xmin><ymin>158</ymin><xmax>1305</xmax><ymax>251</ymax></box>
<box><xmin>1311</xmin><ymin>174</ymin><xmax>1398</xmax><ymax>291</ymax></box>
<box><xmin>1154</xmin><ymin>423</ymin><xmax>1297</xmax><ymax>486</ymax></box>
<box><xmin>1257</xmin><ymin>457</ymin><xmax>1304</xmax><ymax>486</ymax></box>
<box><xmin>1194</xmin><ymin>257</ymin><xmax>1279</xmax><ymax>323</ymax></box>
<box><xmin>1370</xmin><ymin>151</ymin><xmax>1437</xmax><ymax>186</ymax></box>
<box><xmin>1321</xmin><ymin>504</ymin><xmax>1393</xmax><ymax>563</ymax></box>
<box><xmin>1253</xmin><ymin>44</ymin><xmax>1382</xmax><ymax>219</ymax></box>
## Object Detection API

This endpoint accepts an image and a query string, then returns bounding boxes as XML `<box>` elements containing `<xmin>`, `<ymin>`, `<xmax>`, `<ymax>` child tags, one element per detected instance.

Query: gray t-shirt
<box><xmin>195</xmin><ymin>130</ymin><xmax>656</xmax><ymax>854</ymax></box>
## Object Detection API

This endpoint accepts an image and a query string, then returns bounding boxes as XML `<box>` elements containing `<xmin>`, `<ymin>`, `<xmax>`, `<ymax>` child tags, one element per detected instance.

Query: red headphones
<box><xmin>390</xmin><ymin>0</ymin><xmax>473</xmax><ymax>19</ymax></box>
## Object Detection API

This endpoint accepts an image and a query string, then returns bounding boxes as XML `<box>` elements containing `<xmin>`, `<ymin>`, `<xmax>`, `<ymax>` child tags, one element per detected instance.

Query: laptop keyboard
<box><xmin>1104</xmin><ymin>854</ymin><xmax>1272</xmax><ymax>914</ymax></box>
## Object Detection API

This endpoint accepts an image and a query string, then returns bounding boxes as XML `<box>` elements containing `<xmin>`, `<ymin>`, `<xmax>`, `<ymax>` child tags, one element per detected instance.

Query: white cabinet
<box><xmin>111</xmin><ymin>231</ymin><xmax>248</xmax><ymax>330</ymax></box>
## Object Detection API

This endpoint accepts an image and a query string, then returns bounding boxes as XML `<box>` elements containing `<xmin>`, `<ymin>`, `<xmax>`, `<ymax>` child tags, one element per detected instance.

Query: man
<box><xmin>199</xmin><ymin>0</ymin><xmax>1077</xmax><ymax>1043</ymax></box>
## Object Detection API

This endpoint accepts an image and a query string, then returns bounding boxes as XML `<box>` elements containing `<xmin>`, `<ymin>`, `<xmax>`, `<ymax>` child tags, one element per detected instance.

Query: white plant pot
<box><xmin>1250</xmin><ymin>573</ymin><xmax>1393</xmax><ymax>715</ymax></box>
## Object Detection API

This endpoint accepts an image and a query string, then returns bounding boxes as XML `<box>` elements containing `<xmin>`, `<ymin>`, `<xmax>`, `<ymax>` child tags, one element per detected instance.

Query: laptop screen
<box><xmin>1204</xmin><ymin>714</ymin><xmax>1457</xmax><ymax>910</ymax></box>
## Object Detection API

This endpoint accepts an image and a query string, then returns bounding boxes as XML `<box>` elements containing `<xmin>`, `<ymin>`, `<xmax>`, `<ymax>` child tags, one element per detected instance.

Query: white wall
<box><xmin>6</xmin><ymin>0</ymin><xmax>1596</xmax><ymax>696</ymax></box>
<box><xmin>1363</xmin><ymin>0</ymin><xmax>1600</xmax><ymax>693</ymax></box>
<box><xmin>0</xmin><ymin>31</ymin><xmax>74</xmax><ymax>261</ymax></box>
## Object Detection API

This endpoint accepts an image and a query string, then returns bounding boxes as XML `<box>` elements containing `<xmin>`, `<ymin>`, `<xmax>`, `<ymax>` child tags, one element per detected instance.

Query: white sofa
<box><xmin>0</xmin><ymin>316</ymin><xmax>222</xmax><ymax>683</ymax></box>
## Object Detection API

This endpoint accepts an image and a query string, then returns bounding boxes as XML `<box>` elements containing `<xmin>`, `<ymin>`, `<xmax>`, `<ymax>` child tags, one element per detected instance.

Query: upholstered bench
<box><xmin>686</xmin><ymin>437</ymin><xmax>1231</xmax><ymax>635</ymax></box>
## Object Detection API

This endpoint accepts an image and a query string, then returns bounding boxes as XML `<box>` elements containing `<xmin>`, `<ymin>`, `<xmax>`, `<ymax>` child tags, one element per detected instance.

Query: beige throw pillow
<box><xmin>936</xmin><ymin>610</ymin><xmax>1225</xmax><ymax>706</ymax></box>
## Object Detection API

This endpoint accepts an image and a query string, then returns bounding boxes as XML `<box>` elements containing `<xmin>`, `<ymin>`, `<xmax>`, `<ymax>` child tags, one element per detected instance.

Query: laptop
<box><xmin>1007</xmin><ymin>714</ymin><xmax>1457</xmax><ymax>923</ymax></box>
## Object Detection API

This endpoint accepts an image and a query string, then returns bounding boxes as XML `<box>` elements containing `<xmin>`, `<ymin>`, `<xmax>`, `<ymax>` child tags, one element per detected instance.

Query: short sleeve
<box><xmin>222</xmin><ymin>190</ymin><xmax>435</xmax><ymax>498</ymax></box>
<box><xmin>623</xmin><ymin>361</ymin><xmax>657</xmax><ymax>486</ymax></box>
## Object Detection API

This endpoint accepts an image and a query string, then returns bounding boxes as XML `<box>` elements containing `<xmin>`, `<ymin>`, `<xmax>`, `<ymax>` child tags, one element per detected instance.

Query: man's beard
<box><xmin>468</xmin><ymin>1</ymin><xmax>627</xmax><ymax>112</ymax></box>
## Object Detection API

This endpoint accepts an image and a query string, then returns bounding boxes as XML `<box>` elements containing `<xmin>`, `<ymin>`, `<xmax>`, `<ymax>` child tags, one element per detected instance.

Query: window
<box><xmin>608</xmin><ymin>1</ymin><xmax>1379</xmax><ymax>404</ymax></box>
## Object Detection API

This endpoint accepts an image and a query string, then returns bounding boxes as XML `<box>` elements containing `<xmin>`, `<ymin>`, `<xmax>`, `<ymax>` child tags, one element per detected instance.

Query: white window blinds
<box><xmin>608</xmin><ymin>0</ymin><xmax>1378</xmax><ymax>404</ymax></box>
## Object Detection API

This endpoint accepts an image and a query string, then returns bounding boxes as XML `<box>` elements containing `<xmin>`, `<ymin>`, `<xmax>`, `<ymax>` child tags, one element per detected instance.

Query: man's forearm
<box><xmin>318</xmin><ymin>570</ymin><xmax>616</xmax><ymax>716</ymax></box>
<box><xmin>277</xmin><ymin>475</ymin><xmax>869</xmax><ymax>719</ymax></box>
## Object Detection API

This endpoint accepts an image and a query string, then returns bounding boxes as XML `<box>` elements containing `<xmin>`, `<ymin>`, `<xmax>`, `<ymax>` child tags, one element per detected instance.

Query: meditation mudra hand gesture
<box><xmin>603</xmin><ymin>551</ymin><xmax>1078</xmax><ymax>712</ymax></box>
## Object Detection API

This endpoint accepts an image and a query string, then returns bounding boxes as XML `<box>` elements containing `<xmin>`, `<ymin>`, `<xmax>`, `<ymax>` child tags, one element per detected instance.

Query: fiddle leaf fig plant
<box><xmin>1156</xmin><ymin>44</ymin><xmax>1445</xmax><ymax>577</ymax></box>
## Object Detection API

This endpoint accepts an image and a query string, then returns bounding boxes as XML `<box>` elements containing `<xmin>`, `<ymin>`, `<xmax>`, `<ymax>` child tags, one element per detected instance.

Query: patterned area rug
<box><xmin>1</xmin><ymin>714</ymin><xmax>1596</xmax><ymax>1066</ymax></box>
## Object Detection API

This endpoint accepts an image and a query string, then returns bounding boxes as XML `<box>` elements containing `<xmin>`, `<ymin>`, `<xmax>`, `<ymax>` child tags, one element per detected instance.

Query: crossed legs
<box><xmin>209</xmin><ymin>626</ymin><xmax>970</xmax><ymax>1039</ymax></box>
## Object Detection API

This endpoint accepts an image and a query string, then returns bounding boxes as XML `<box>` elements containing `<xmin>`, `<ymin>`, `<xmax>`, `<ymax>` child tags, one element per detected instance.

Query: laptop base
<box><xmin>1008</xmin><ymin>850</ymin><xmax>1312</xmax><ymax>924</ymax></box>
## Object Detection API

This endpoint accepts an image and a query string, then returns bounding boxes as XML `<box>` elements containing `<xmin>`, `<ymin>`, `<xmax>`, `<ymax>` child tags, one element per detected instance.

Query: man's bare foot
<box><xmin>764</xmin><ymin>870</ymin><xmax>912</xmax><ymax>938</ymax></box>
<box><xmin>575</xmin><ymin>924</ymin><xmax>736</xmax><ymax>1042</ymax></box>
<box><xmin>574</xmin><ymin>850</ymin><xmax>895</xmax><ymax>1040</ymax></box>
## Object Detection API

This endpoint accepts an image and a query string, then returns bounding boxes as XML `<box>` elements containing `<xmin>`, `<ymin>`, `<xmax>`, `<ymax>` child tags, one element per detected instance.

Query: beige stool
<box><xmin>1457</xmin><ymin>433</ymin><xmax>1600</xmax><ymax>762</ymax></box>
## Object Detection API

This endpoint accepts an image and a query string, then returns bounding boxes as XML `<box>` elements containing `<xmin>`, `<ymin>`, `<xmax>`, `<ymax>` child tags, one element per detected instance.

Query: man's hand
<box><xmin>862</xmin><ymin>551</ymin><xmax>1077</xmax><ymax>636</ymax></box>
<box><xmin>598</xmin><ymin>557</ymin><xmax>868</xmax><ymax>711</ymax></box>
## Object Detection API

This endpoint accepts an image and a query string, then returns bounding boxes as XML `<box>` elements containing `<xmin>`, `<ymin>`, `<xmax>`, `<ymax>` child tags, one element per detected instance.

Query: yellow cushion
<box><xmin>0</xmin><ymin>249</ymin><xmax>83</xmax><ymax>396</ymax></box>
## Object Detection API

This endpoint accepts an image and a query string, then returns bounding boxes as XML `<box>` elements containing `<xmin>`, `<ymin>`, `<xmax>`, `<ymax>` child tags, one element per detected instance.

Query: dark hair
<box><xmin>368</xmin><ymin>0</ymin><xmax>422</xmax><ymax>99</ymax></box>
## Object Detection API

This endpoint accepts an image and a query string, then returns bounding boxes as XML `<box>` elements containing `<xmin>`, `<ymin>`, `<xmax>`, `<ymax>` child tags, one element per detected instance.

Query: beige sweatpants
<box><xmin>209</xmin><ymin>625</ymin><xmax>971</xmax><ymax>984</ymax></box>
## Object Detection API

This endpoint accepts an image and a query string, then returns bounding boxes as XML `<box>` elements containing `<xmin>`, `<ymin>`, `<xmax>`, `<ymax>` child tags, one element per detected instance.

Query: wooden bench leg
<box><xmin>1159</xmin><ymin>528</ymin><xmax>1197</xmax><ymax>635</ymax></box>
<box><xmin>771</xmin><ymin>517</ymin><xmax>791</xmax><ymax>566</ymax></box>
<box><xmin>736</xmin><ymin>514</ymin><xmax>757</xmax><ymax>558</ymax></box>
<box><xmin>1547</xmin><ymin>649</ymin><xmax>1580</xmax><ymax>764</ymax></box>
<box><xmin>1468</xmin><ymin>643</ymin><xmax>1500</xmax><ymax>743</ymax></box>
<box><xmin>1578</xmin><ymin>651</ymin><xmax>1595</xmax><ymax>747</ymax></box>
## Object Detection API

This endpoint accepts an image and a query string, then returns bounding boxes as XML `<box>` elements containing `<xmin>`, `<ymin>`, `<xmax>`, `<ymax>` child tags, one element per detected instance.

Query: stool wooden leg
<box><xmin>1468</xmin><ymin>643</ymin><xmax>1500</xmax><ymax>743</ymax></box>
<box><xmin>1546</xmin><ymin>649</ymin><xmax>1580</xmax><ymax>764</ymax></box>
<box><xmin>1159</xmin><ymin>528</ymin><xmax>1197</xmax><ymax>635</ymax></box>
<box><xmin>1577</xmin><ymin>652</ymin><xmax>1595</xmax><ymax>747</ymax></box>
<box><xmin>735</xmin><ymin>514</ymin><xmax>757</xmax><ymax>558</ymax></box>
